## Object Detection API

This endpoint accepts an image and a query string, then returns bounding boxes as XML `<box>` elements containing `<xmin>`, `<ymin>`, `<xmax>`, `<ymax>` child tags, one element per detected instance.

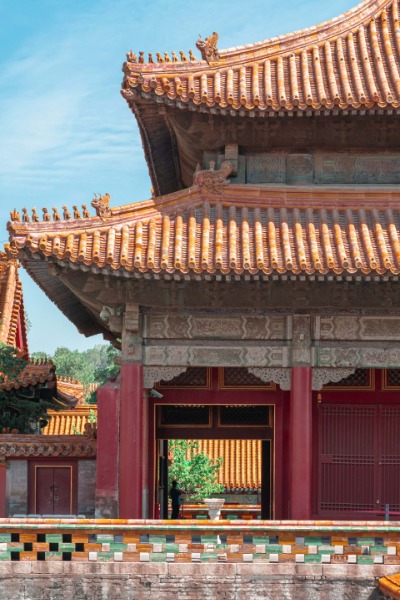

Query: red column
<box><xmin>95</xmin><ymin>381</ymin><xmax>120</xmax><ymax>518</ymax></box>
<box><xmin>141</xmin><ymin>390</ymin><xmax>149</xmax><ymax>518</ymax></box>
<box><xmin>0</xmin><ymin>459</ymin><xmax>6</xmax><ymax>517</ymax></box>
<box><xmin>119</xmin><ymin>363</ymin><xmax>143</xmax><ymax>518</ymax></box>
<box><xmin>289</xmin><ymin>367</ymin><xmax>313</xmax><ymax>520</ymax></box>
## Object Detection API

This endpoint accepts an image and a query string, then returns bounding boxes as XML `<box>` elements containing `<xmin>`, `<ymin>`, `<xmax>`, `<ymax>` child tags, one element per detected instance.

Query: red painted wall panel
<box><xmin>96</xmin><ymin>381</ymin><xmax>120</xmax><ymax>492</ymax></box>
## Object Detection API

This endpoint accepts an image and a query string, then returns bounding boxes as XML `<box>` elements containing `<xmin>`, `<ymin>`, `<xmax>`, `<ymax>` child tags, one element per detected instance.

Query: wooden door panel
<box><xmin>35</xmin><ymin>467</ymin><xmax>55</xmax><ymax>515</ymax></box>
<box><xmin>53</xmin><ymin>468</ymin><xmax>72</xmax><ymax>514</ymax></box>
<box><xmin>34</xmin><ymin>466</ymin><xmax>72</xmax><ymax>515</ymax></box>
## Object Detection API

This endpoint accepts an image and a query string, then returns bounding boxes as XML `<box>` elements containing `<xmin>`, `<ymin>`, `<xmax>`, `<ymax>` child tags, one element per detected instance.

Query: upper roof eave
<box><xmin>122</xmin><ymin>0</ymin><xmax>400</xmax><ymax>117</ymax></box>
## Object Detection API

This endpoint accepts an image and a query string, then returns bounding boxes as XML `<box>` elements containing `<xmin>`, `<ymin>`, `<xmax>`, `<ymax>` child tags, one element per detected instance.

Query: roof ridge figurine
<box><xmin>193</xmin><ymin>160</ymin><xmax>233</xmax><ymax>194</ymax></box>
<box><xmin>196</xmin><ymin>32</ymin><xmax>219</xmax><ymax>63</ymax></box>
<box><xmin>91</xmin><ymin>193</ymin><xmax>111</xmax><ymax>219</ymax></box>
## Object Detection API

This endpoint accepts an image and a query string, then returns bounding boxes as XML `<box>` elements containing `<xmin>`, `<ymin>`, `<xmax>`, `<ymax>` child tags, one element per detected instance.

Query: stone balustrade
<box><xmin>0</xmin><ymin>518</ymin><xmax>399</xmax><ymax>566</ymax></box>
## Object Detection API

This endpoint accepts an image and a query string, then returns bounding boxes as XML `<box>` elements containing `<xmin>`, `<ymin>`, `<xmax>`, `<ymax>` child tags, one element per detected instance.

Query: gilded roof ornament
<box><xmin>81</xmin><ymin>204</ymin><xmax>91</xmax><ymax>218</ymax></box>
<box><xmin>196</xmin><ymin>32</ymin><xmax>219</xmax><ymax>63</ymax></box>
<box><xmin>193</xmin><ymin>160</ymin><xmax>233</xmax><ymax>194</ymax></box>
<box><xmin>126</xmin><ymin>50</ymin><xmax>137</xmax><ymax>62</ymax></box>
<box><xmin>91</xmin><ymin>193</ymin><xmax>111</xmax><ymax>219</ymax></box>
<box><xmin>52</xmin><ymin>207</ymin><xmax>61</xmax><ymax>221</ymax></box>
<box><xmin>10</xmin><ymin>209</ymin><xmax>20</xmax><ymax>222</ymax></box>
<box><xmin>31</xmin><ymin>208</ymin><xmax>39</xmax><ymax>222</ymax></box>
<box><xmin>22</xmin><ymin>208</ymin><xmax>30</xmax><ymax>223</ymax></box>
<box><xmin>62</xmin><ymin>205</ymin><xmax>71</xmax><ymax>220</ymax></box>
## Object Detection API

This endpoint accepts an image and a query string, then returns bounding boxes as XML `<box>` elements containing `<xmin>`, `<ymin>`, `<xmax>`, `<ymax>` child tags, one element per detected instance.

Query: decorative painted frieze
<box><xmin>315</xmin><ymin>347</ymin><xmax>400</xmax><ymax>369</ymax></box>
<box><xmin>245</xmin><ymin>153</ymin><xmax>400</xmax><ymax>185</ymax></box>
<box><xmin>144</xmin><ymin>345</ymin><xmax>289</xmax><ymax>367</ymax></box>
<box><xmin>145</xmin><ymin>315</ymin><xmax>288</xmax><ymax>341</ymax></box>
<box><xmin>320</xmin><ymin>316</ymin><xmax>400</xmax><ymax>341</ymax></box>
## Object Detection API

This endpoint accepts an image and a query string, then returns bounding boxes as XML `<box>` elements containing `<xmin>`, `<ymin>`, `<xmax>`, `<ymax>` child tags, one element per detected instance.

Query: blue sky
<box><xmin>1</xmin><ymin>0</ymin><xmax>357</xmax><ymax>353</ymax></box>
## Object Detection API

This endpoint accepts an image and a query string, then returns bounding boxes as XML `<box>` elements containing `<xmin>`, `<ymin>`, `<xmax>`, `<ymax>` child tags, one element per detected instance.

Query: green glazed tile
<box><xmin>96</xmin><ymin>535</ymin><xmax>115</xmax><ymax>543</ymax></box>
<box><xmin>97</xmin><ymin>552</ymin><xmax>114</xmax><ymax>561</ymax></box>
<box><xmin>265</xmin><ymin>544</ymin><xmax>282</xmax><ymax>553</ymax></box>
<box><xmin>165</xmin><ymin>544</ymin><xmax>179</xmax><ymax>553</ymax></box>
<box><xmin>358</xmin><ymin>556</ymin><xmax>374</xmax><ymax>565</ymax></box>
<box><xmin>59</xmin><ymin>543</ymin><xmax>76</xmax><ymax>551</ymax></box>
<box><xmin>254</xmin><ymin>554</ymin><xmax>269</xmax><ymax>561</ymax></box>
<box><xmin>0</xmin><ymin>552</ymin><xmax>11</xmax><ymax>560</ymax></box>
<box><xmin>305</xmin><ymin>537</ymin><xmax>322</xmax><ymax>545</ymax></box>
<box><xmin>357</xmin><ymin>538</ymin><xmax>374</xmax><ymax>546</ymax></box>
<box><xmin>150</xmin><ymin>553</ymin><xmax>167</xmax><ymax>562</ymax></box>
<box><xmin>149</xmin><ymin>536</ymin><xmax>166</xmax><ymax>543</ymax></box>
<box><xmin>201</xmin><ymin>536</ymin><xmax>218</xmax><ymax>543</ymax></box>
<box><xmin>200</xmin><ymin>553</ymin><xmax>218</xmax><ymax>561</ymax></box>
<box><xmin>371</xmin><ymin>546</ymin><xmax>388</xmax><ymax>553</ymax></box>
<box><xmin>46</xmin><ymin>535</ymin><xmax>63</xmax><ymax>543</ymax></box>
<box><xmin>0</xmin><ymin>535</ymin><xmax>11</xmax><ymax>543</ymax></box>
<box><xmin>109</xmin><ymin>543</ymin><xmax>128</xmax><ymax>551</ymax></box>
<box><xmin>305</xmin><ymin>554</ymin><xmax>321</xmax><ymax>563</ymax></box>
<box><xmin>253</xmin><ymin>537</ymin><xmax>268</xmax><ymax>543</ymax></box>
<box><xmin>320</xmin><ymin>547</ymin><xmax>335</xmax><ymax>554</ymax></box>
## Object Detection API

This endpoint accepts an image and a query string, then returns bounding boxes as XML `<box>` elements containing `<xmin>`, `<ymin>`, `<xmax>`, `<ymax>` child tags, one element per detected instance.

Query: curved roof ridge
<box><xmin>9</xmin><ymin>188</ymin><xmax>400</xmax><ymax>280</ymax></box>
<box><xmin>220</xmin><ymin>0</ymin><xmax>388</xmax><ymax>60</ymax></box>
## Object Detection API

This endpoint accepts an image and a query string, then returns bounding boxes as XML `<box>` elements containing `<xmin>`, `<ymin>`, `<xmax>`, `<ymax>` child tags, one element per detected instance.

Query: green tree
<box><xmin>168</xmin><ymin>440</ymin><xmax>224</xmax><ymax>501</ymax></box>
<box><xmin>0</xmin><ymin>343</ymin><xmax>56</xmax><ymax>433</ymax></box>
<box><xmin>32</xmin><ymin>344</ymin><xmax>120</xmax><ymax>402</ymax></box>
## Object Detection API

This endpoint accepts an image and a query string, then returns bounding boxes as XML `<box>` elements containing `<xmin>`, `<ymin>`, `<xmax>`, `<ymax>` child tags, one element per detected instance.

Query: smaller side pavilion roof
<box><xmin>0</xmin><ymin>358</ymin><xmax>55</xmax><ymax>392</ymax></box>
<box><xmin>0</xmin><ymin>251</ymin><xmax>27</xmax><ymax>354</ymax></box>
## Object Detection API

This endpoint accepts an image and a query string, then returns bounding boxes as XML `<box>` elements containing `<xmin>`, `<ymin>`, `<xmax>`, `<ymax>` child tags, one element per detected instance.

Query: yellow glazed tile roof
<box><xmin>0</xmin><ymin>251</ymin><xmax>26</xmax><ymax>351</ymax></box>
<box><xmin>194</xmin><ymin>440</ymin><xmax>261</xmax><ymax>490</ymax></box>
<box><xmin>8</xmin><ymin>187</ymin><xmax>400</xmax><ymax>280</ymax></box>
<box><xmin>379</xmin><ymin>574</ymin><xmax>400</xmax><ymax>598</ymax></box>
<box><xmin>0</xmin><ymin>359</ymin><xmax>56</xmax><ymax>391</ymax></box>
<box><xmin>122</xmin><ymin>0</ymin><xmax>400</xmax><ymax>114</ymax></box>
<box><xmin>42</xmin><ymin>405</ymin><xmax>97</xmax><ymax>435</ymax></box>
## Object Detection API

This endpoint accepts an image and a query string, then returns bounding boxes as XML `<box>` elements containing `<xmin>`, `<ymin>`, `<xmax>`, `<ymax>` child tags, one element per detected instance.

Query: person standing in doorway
<box><xmin>170</xmin><ymin>480</ymin><xmax>182</xmax><ymax>519</ymax></box>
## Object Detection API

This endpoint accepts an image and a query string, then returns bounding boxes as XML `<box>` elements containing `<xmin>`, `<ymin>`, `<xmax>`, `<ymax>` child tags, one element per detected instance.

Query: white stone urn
<box><xmin>204</xmin><ymin>498</ymin><xmax>225</xmax><ymax>520</ymax></box>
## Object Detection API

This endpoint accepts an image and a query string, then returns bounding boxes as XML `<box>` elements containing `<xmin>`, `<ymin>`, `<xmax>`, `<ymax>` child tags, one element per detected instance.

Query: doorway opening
<box><xmin>155</xmin><ymin>404</ymin><xmax>273</xmax><ymax>519</ymax></box>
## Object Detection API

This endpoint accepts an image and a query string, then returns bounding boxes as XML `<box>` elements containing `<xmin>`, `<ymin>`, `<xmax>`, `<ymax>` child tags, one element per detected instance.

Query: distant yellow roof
<box><xmin>42</xmin><ymin>405</ymin><xmax>97</xmax><ymax>435</ymax></box>
<box><xmin>191</xmin><ymin>439</ymin><xmax>261</xmax><ymax>491</ymax></box>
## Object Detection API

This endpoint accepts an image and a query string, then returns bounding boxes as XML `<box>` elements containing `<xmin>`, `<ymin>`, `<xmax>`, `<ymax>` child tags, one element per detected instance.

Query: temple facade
<box><xmin>6</xmin><ymin>0</ymin><xmax>400</xmax><ymax>521</ymax></box>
